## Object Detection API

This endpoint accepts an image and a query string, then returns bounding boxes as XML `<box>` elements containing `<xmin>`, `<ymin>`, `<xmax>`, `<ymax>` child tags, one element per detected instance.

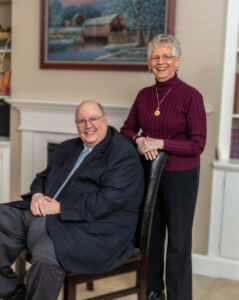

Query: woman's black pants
<box><xmin>147</xmin><ymin>166</ymin><xmax>200</xmax><ymax>300</ymax></box>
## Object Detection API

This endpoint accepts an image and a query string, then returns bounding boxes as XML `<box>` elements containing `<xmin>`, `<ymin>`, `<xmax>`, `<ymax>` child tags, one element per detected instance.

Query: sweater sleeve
<box><xmin>163</xmin><ymin>91</ymin><xmax>207</xmax><ymax>156</ymax></box>
<box><xmin>120</xmin><ymin>95</ymin><xmax>141</xmax><ymax>144</ymax></box>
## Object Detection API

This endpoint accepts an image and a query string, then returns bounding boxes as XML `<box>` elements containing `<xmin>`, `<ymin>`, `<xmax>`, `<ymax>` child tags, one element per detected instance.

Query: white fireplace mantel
<box><xmin>7</xmin><ymin>98</ymin><xmax>131</xmax><ymax>193</ymax></box>
<box><xmin>8</xmin><ymin>99</ymin><xmax>131</xmax><ymax>135</ymax></box>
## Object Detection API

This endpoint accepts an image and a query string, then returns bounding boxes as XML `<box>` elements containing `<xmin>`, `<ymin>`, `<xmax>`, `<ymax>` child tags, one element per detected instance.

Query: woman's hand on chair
<box><xmin>137</xmin><ymin>137</ymin><xmax>163</xmax><ymax>160</ymax></box>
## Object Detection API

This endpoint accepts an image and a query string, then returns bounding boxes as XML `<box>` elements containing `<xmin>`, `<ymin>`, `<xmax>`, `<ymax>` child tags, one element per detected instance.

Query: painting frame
<box><xmin>40</xmin><ymin>0</ymin><xmax>176</xmax><ymax>71</ymax></box>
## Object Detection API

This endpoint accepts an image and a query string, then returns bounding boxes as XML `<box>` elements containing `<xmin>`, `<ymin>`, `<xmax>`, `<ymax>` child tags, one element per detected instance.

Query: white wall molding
<box><xmin>0</xmin><ymin>138</ymin><xmax>10</xmax><ymax>204</ymax></box>
<box><xmin>207</xmin><ymin>167</ymin><xmax>225</xmax><ymax>257</ymax></box>
<box><xmin>201</xmin><ymin>0</ymin><xmax>239</xmax><ymax>281</ymax></box>
<box><xmin>218</xmin><ymin>0</ymin><xmax>239</xmax><ymax>159</ymax></box>
<box><xmin>193</xmin><ymin>254</ymin><xmax>239</xmax><ymax>281</ymax></box>
<box><xmin>8</xmin><ymin>99</ymin><xmax>131</xmax><ymax>134</ymax></box>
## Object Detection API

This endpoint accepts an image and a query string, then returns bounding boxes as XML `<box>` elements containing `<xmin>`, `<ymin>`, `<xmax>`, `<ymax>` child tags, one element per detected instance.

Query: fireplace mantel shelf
<box><xmin>7</xmin><ymin>99</ymin><xmax>131</xmax><ymax>134</ymax></box>
<box><xmin>7</xmin><ymin>98</ymin><xmax>131</xmax><ymax>113</ymax></box>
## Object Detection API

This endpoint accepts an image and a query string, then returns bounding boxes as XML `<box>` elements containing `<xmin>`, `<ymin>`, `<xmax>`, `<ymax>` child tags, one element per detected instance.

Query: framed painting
<box><xmin>40</xmin><ymin>0</ymin><xmax>176</xmax><ymax>71</ymax></box>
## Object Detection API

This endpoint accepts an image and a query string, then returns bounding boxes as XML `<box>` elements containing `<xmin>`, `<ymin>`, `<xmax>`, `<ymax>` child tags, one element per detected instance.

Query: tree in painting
<box><xmin>100</xmin><ymin>0</ymin><xmax>165</xmax><ymax>43</ymax></box>
<box><xmin>63</xmin><ymin>3</ymin><xmax>101</xmax><ymax>23</ymax></box>
<box><xmin>49</xmin><ymin>0</ymin><xmax>64</xmax><ymax>27</ymax></box>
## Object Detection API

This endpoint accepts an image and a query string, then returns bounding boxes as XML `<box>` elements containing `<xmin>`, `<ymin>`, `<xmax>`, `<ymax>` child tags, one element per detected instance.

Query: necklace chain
<box><xmin>154</xmin><ymin>86</ymin><xmax>172</xmax><ymax>116</ymax></box>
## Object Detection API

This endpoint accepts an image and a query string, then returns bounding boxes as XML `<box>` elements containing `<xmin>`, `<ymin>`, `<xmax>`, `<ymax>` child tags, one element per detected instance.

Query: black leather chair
<box><xmin>63</xmin><ymin>151</ymin><xmax>168</xmax><ymax>300</ymax></box>
<box><xmin>16</xmin><ymin>152</ymin><xmax>168</xmax><ymax>300</ymax></box>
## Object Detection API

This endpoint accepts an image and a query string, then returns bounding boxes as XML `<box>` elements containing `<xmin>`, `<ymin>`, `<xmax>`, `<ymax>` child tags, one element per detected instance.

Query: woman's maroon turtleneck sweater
<box><xmin>120</xmin><ymin>74</ymin><xmax>207</xmax><ymax>171</ymax></box>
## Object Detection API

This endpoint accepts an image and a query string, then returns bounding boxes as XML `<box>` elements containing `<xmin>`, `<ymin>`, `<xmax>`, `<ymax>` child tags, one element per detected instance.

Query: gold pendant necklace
<box><xmin>154</xmin><ymin>86</ymin><xmax>172</xmax><ymax>116</ymax></box>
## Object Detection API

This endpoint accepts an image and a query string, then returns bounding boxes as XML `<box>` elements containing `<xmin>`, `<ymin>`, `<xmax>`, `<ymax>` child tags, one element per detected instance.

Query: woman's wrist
<box><xmin>133</xmin><ymin>134</ymin><xmax>141</xmax><ymax>141</ymax></box>
<box><xmin>158</xmin><ymin>139</ymin><xmax>164</xmax><ymax>149</ymax></box>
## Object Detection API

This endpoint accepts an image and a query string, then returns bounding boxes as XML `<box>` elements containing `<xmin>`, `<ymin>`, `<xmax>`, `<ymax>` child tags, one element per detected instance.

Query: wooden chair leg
<box><xmin>86</xmin><ymin>281</ymin><xmax>94</xmax><ymax>291</ymax></box>
<box><xmin>66</xmin><ymin>277</ymin><xmax>77</xmax><ymax>300</ymax></box>
<box><xmin>63</xmin><ymin>276</ymin><xmax>68</xmax><ymax>300</ymax></box>
<box><xmin>15</xmin><ymin>256</ymin><xmax>27</xmax><ymax>284</ymax></box>
<box><xmin>138</xmin><ymin>257</ymin><xmax>147</xmax><ymax>300</ymax></box>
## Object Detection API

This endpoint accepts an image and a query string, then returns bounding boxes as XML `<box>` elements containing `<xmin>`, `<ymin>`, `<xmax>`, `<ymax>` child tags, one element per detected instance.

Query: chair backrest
<box><xmin>135</xmin><ymin>151</ymin><xmax>168</xmax><ymax>255</ymax></box>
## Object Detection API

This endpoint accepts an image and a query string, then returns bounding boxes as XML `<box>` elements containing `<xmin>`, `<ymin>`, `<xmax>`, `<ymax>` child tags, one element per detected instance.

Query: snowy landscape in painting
<box><xmin>47</xmin><ymin>0</ymin><xmax>166</xmax><ymax>63</ymax></box>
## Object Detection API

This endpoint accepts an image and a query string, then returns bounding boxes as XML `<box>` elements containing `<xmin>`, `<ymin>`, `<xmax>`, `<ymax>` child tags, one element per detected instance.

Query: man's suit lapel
<box><xmin>49</xmin><ymin>127</ymin><xmax>114</xmax><ymax>197</ymax></box>
<box><xmin>48</xmin><ymin>141</ymin><xmax>84</xmax><ymax>197</ymax></box>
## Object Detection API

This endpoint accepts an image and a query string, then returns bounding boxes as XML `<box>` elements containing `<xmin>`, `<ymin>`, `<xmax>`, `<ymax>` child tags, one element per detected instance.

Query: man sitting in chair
<box><xmin>0</xmin><ymin>100</ymin><xmax>144</xmax><ymax>300</ymax></box>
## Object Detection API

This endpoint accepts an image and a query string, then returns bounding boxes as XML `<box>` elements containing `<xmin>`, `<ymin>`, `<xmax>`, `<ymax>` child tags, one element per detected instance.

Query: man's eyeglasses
<box><xmin>76</xmin><ymin>114</ymin><xmax>104</xmax><ymax>127</ymax></box>
<box><xmin>151</xmin><ymin>55</ymin><xmax>175</xmax><ymax>62</ymax></box>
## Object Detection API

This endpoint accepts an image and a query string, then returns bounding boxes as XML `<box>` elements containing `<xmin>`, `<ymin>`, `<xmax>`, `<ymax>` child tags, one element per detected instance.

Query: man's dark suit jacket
<box><xmin>12</xmin><ymin>126</ymin><xmax>144</xmax><ymax>274</ymax></box>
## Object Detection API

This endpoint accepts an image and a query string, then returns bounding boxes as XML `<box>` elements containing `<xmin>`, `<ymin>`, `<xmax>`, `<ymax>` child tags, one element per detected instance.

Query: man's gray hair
<box><xmin>147</xmin><ymin>34</ymin><xmax>181</xmax><ymax>60</ymax></box>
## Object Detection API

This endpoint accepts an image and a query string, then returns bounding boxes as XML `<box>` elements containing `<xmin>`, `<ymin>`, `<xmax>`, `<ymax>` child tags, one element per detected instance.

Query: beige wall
<box><xmin>174</xmin><ymin>0</ymin><xmax>226</xmax><ymax>254</ymax></box>
<box><xmin>10</xmin><ymin>0</ymin><xmax>226</xmax><ymax>254</ymax></box>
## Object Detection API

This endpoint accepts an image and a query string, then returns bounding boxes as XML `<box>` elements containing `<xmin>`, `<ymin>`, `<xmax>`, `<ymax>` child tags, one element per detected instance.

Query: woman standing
<box><xmin>120</xmin><ymin>34</ymin><xmax>206</xmax><ymax>300</ymax></box>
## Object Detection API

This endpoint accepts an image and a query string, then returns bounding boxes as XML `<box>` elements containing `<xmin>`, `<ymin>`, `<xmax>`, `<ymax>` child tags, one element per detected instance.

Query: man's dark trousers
<box><xmin>0</xmin><ymin>204</ymin><xmax>65</xmax><ymax>300</ymax></box>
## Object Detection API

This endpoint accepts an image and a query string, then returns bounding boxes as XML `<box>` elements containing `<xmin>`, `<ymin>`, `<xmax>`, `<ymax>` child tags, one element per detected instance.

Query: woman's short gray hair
<box><xmin>147</xmin><ymin>34</ymin><xmax>181</xmax><ymax>60</ymax></box>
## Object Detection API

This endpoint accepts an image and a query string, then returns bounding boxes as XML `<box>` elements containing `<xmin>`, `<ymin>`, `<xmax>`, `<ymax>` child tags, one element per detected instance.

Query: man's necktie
<box><xmin>53</xmin><ymin>147</ymin><xmax>90</xmax><ymax>200</ymax></box>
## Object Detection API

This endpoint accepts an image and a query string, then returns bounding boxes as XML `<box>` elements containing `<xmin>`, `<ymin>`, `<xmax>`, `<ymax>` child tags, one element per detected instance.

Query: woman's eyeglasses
<box><xmin>151</xmin><ymin>55</ymin><xmax>175</xmax><ymax>62</ymax></box>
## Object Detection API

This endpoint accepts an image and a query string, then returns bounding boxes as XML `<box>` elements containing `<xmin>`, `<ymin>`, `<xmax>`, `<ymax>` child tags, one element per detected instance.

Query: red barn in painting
<box><xmin>81</xmin><ymin>13</ymin><xmax>125</xmax><ymax>39</ymax></box>
<box><xmin>72</xmin><ymin>14</ymin><xmax>85</xmax><ymax>26</ymax></box>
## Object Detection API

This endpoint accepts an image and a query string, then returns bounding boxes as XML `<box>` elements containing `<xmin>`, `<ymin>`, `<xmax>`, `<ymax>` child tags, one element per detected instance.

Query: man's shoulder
<box><xmin>49</xmin><ymin>137</ymin><xmax>82</xmax><ymax>162</ymax></box>
<box><xmin>108</xmin><ymin>126</ymin><xmax>139</xmax><ymax>157</ymax></box>
<box><xmin>110</xmin><ymin>127</ymin><xmax>134</xmax><ymax>147</ymax></box>
<box><xmin>55</xmin><ymin>137</ymin><xmax>82</xmax><ymax>152</ymax></box>
<box><xmin>59</xmin><ymin>137</ymin><xmax>81</xmax><ymax>147</ymax></box>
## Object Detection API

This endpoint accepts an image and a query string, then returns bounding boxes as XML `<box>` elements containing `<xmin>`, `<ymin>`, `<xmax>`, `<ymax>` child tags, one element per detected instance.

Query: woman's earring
<box><xmin>148</xmin><ymin>68</ymin><xmax>152</xmax><ymax>73</ymax></box>
<box><xmin>175</xmin><ymin>66</ymin><xmax>179</xmax><ymax>71</ymax></box>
